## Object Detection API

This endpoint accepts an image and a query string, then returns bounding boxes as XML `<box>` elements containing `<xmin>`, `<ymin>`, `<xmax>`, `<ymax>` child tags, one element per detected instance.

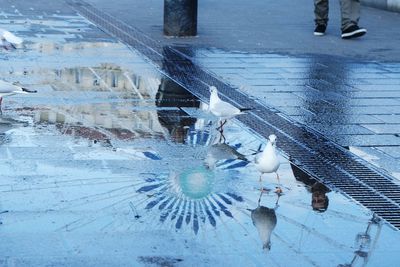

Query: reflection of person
<box><xmin>313</xmin><ymin>0</ymin><xmax>366</xmax><ymax>39</ymax></box>
<box><xmin>290</xmin><ymin>162</ymin><xmax>330</xmax><ymax>212</ymax></box>
<box><xmin>311</xmin><ymin>182</ymin><xmax>329</xmax><ymax>212</ymax></box>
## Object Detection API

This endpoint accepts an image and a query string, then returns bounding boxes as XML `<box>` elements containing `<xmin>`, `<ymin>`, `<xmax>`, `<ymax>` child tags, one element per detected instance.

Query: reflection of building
<box><xmin>35</xmin><ymin>64</ymin><xmax>171</xmax><ymax>140</ymax></box>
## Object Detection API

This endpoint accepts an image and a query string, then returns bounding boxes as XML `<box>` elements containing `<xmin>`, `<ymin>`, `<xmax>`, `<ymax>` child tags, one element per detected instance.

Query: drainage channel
<box><xmin>67</xmin><ymin>0</ymin><xmax>400</xmax><ymax>230</ymax></box>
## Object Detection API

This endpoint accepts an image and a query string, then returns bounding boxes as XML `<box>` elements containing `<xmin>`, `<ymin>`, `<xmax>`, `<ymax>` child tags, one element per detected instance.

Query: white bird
<box><xmin>209</xmin><ymin>86</ymin><xmax>252</xmax><ymax>133</ymax></box>
<box><xmin>0</xmin><ymin>80</ymin><xmax>37</xmax><ymax>114</ymax></box>
<box><xmin>251</xmin><ymin>205</ymin><xmax>277</xmax><ymax>251</ymax></box>
<box><xmin>0</xmin><ymin>28</ymin><xmax>23</xmax><ymax>49</ymax></box>
<box><xmin>254</xmin><ymin>134</ymin><xmax>282</xmax><ymax>193</ymax></box>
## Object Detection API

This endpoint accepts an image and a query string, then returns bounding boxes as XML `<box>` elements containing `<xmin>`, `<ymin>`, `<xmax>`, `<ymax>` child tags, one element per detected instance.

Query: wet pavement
<box><xmin>1</xmin><ymin>0</ymin><xmax>400</xmax><ymax>266</ymax></box>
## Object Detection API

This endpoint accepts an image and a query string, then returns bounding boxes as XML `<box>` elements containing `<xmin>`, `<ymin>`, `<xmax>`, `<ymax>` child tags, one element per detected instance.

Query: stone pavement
<box><xmin>84</xmin><ymin>0</ymin><xmax>400</xmax><ymax>178</ymax></box>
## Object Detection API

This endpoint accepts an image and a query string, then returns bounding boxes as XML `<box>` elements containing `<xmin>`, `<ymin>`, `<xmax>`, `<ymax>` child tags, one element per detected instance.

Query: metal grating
<box><xmin>68</xmin><ymin>0</ymin><xmax>400</xmax><ymax>230</ymax></box>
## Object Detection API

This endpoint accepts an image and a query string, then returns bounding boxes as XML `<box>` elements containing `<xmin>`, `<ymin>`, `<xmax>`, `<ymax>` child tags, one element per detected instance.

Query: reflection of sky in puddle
<box><xmin>1</xmin><ymin>9</ymin><xmax>400</xmax><ymax>267</ymax></box>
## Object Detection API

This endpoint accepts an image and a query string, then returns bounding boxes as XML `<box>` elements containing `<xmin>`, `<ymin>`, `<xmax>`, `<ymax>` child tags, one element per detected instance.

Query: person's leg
<box><xmin>314</xmin><ymin>0</ymin><xmax>329</xmax><ymax>35</ymax></box>
<box><xmin>339</xmin><ymin>0</ymin><xmax>360</xmax><ymax>30</ymax></box>
<box><xmin>340</xmin><ymin>0</ymin><xmax>366</xmax><ymax>38</ymax></box>
<box><xmin>314</xmin><ymin>0</ymin><xmax>329</xmax><ymax>26</ymax></box>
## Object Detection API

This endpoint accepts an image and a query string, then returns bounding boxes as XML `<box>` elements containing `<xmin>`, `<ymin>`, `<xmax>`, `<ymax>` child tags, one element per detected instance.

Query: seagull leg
<box><xmin>274</xmin><ymin>172</ymin><xmax>283</xmax><ymax>194</ymax></box>
<box><xmin>215</xmin><ymin>120</ymin><xmax>225</xmax><ymax>132</ymax></box>
<box><xmin>274</xmin><ymin>194</ymin><xmax>281</xmax><ymax>209</ymax></box>
<box><xmin>218</xmin><ymin>131</ymin><xmax>226</xmax><ymax>143</ymax></box>
<box><xmin>220</xmin><ymin>119</ymin><xmax>227</xmax><ymax>129</ymax></box>
<box><xmin>259</xmin><ymin>173</ymin><xmax>268</xmax><ymax>192</ymax></box>
<box><xmin>216</xmin><ymin>119</ymin><xmax>226</xmax><ymax>132</ymax></box>
<box><xmin>257</xmin><ymin>189</ymin><xmax>264</xmax><ymax>206</ymax></box>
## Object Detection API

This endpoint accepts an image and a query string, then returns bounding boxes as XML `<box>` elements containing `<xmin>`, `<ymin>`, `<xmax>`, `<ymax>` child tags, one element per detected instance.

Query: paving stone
<box><xmin>372</xmin><ymin>114</ymin><xmax>400</xmax><ymax>124</ymax></box>
<box><xmin>362</xmin><ymin>124</ymin><xmax>400</xmax><ymax>134</ymax></box>
<box><xmin>376</xmin><ymin>146</ymin><xmax>400</xmax><ymax>159</ymax></box>
<box><xmin>332</xmin><ymin>134</ymin><xmax>400</xmax><ymax>146</ymax></box>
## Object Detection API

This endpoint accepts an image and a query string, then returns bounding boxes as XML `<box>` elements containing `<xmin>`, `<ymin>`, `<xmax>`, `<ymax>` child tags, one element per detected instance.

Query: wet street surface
<box><xmin>1</xmin><ymin>1</ymin><xmax>400</xmax><ymax>266</ymax></box>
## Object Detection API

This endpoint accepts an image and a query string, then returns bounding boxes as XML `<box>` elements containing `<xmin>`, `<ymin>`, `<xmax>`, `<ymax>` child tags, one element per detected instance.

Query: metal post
<box><xmin>164</xmin><ymin>0</ymin><xmax>197</xmax><ymax>37</ymax></box>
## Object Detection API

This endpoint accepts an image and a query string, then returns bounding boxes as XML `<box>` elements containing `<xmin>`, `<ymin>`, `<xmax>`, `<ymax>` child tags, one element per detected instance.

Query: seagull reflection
<box><xmin>1</xmin><ymin>116</ymin><xmax>25</xmax><ymax>144</ymax></box>
<box><xmin>250</xmin><ymin>194</ymin><xmax>278</xmax><ymax>251</ymax></box>
<box><xmin>0</xmin><ymin>28</ymin><xmax>23</xmax><ymax>50</ymax></box>
<box><xmin>204</xmin><ymin>142</ymin><xmax>248</xmax><ymax>169</ymax></box>
<box><xmin>0</xmin><ymin>117</ymin><xmax>14</xmax><ymax>134</ymax></box>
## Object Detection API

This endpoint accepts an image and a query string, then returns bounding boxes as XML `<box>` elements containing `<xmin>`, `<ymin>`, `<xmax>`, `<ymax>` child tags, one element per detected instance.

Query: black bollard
<box><xmin>164</xmin><ymin>0</ymin><xmax>197</xmax><ymax>37</ymax></box>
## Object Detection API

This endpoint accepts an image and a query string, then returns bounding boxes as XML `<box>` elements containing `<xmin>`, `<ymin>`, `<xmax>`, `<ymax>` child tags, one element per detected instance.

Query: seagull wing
<box><xmin>213</xmin><ymin>100</ymin><xmax>241</xmax><ymax>117</ymax></box>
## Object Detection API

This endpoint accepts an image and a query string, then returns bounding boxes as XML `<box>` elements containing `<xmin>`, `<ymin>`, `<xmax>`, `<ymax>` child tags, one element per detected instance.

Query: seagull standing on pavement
<box><xmin>254</xmin><ymin>134</ymin><xmax>282</xmax><ymax>193</ymax></box>
<box><xmin>0</xmin><ymin>28</ymin><xmax>23</xmax><ymax>49</ymax></box>
<box><xmin>209</xmin><ymin>86</ymin><xmax>252</xmax><ymax>134</ymax></box>
<box><xmin>0</xmin><ymin>80</ymin><xmax>37</xmax><ymax>114</ymax></box>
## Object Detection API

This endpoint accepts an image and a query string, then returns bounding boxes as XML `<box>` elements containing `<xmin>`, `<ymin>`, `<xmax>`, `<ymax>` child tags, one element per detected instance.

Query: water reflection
<box><xmin>250</xmin><ymin>191</ymin><xmax>279</xmax><ymax>251</ymax></box>
<box><xmin>339</xmin><ymin>215</ymin><xmax>382</xmax><ymax>267</ymax></box>
<box><xmin>2</xmin><ymin>11</ymin><xmax>399</xmax><ymax>266</ymax></box>
<box><xmin>156</xmin><ymin>77</ymin><xmax>199</xmax><ymax>143</ymax></box>
<box><xmin>204</xmin><ymin>142</ymin><xmax>248</xmax><ymax>169</ymax></box>
<box><xmin>34</xmin><ymin>64</ymin><xmax>167</xmax><ymax>141</ymax></box>
<box><xmin>0</xmin><ymin>117</ymin><xmax>25</xmax><ymax>145</ymax></box>
<box><xmin>137</xmin><ymin>167</ymin><xmax>245</xmax><ymax>235</ymax></box>
<box><xmin>301</xmin><ymin>57</ymin><xmax>353</xmax><ymax>144</ymax></box>
<box><xmin>291</xmin><ymin>162</ymin><xmax>330</xmax><ymax>212</ymax></box>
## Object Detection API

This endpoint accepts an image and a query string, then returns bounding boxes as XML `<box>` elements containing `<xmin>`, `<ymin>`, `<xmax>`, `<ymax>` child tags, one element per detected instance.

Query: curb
<box><xmin>363</xmin><ymin>0</ymin><xmax>400</xmax><ymax>13</ymax></box>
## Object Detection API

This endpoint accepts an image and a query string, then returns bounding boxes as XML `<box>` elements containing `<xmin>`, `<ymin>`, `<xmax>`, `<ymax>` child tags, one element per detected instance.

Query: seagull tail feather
<box><xmin>21</xmin><ymin>87</ymin><xmax>37</xmax><ymax>93</ymax></box>
<box><xmin>239</xmin><ymin>107</ymin><xmax>253</xmax><ymax>112</ymax></box>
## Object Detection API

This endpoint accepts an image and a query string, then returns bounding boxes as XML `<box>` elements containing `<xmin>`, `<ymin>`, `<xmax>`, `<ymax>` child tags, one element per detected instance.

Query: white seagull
<box><xmin>0</xmin><ymin>80</ymin><xmax>37</xmax><ymax>114</ymax></box>
<box><xmin>254</xmin><ymin>134</ymin><xmax>282</xmax><ymax>193</ymax></box>
<box><xmin>209</xmin><ymin>86</ymin><xmax>252</xmax><ymax>132</ymax></box>
<box><xmin>0</xmin><ymin>28</ymin><xmax>23</xmax><ymax>49</ymax></box>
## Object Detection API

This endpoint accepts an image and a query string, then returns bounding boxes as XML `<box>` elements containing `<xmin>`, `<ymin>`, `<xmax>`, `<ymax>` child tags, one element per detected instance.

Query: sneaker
<box><xmin>341</xmin><ymin>25</ymin><xmax>367</xmax><ymax>39</ymax></box>
<box><xmin>314</xmin><ymin>24</ymin><xmax>326</xmax><ymax>36</ymax></box>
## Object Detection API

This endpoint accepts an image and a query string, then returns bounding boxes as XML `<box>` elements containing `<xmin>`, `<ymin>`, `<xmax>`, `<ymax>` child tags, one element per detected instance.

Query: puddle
<box><xmin>1</xmin><ymin>8</ymin><xmax>400</xmax><ymax>267</ymax></box>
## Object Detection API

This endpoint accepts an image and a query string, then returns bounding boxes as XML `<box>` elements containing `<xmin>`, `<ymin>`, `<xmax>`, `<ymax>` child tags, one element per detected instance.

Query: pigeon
<box><xmin>0</xmin><ymin>28</ymin><xmax>23</xmax><ymax>49</ymax></box>
<box><xmin>251</xmin><ymin>205</ymin><xmax>277</xmax><ymax>251</ymax></box>
<box><xmin>0</xmin><ymin>80</ymin><xmax>37</xmax><ymax>114</ymax></box>
<box><xmin>254</xmin><ymin>134</ymin><xmax>282</xmax><ymax>193</ymax></box>
<box><xmin>209</xmin><ymin>86</ymin><xmax>252</xmax><ymax>132</ymax></box>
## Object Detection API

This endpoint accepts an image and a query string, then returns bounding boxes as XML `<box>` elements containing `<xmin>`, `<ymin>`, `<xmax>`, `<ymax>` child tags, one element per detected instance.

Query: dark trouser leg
<box><xmin>340</xmin><ymin>0</ymin><xmax>361</xmax><ymax>31</ymax></box>
<box><xmin>314</xmin><ymin>0</ymin><xmax>329</xmax><ymax>26</ymax></box>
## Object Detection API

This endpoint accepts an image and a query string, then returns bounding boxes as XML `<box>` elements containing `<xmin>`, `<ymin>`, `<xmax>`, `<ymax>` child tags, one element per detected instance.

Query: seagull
<box><xmin>0</xmin><ymin>28</ymin><xmax>23</xmax><ymax>49</ymax></box>
<box><xmin>209</xmin><ymin>86</ymin><xmax>252</xmax><ymax>133</ymax></box>
<box><xmin>254</xmin><ymin>134</ymin><xmax>282</xmax><ymax>193</ymax></box>
<box><xmin>0</xmin><ymin>80</ymin><xmax>37</xmax><ymax>114</ymax></box>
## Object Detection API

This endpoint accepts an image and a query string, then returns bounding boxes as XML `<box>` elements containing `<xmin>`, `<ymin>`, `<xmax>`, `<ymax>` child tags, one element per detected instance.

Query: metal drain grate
<box><xmin>68</xmin><ymin>0</ymin><xmax>400</xmax><ymax>230</ymax></box>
